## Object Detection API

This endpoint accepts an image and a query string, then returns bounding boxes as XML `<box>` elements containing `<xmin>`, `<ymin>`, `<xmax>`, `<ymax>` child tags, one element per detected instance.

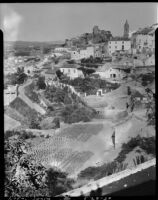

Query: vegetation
<box><xmin>78</xmin><ymin>161</ymin><xmax>128</xmax><ymax>180</ymax></box>
<box><xmin>5</xmin><ymin>136</ymin><xmax>74</xmax><ymax>197</ymax></box>
<box><xmin>4</xmin><ymin>67</ymin><xmax>28</xmax><ymax>86</ymax></box>
<box><xmin>62</xmin><ymin>104</ymin><xmax>97</xmax><ymax>124</ymax></box>
<box><xmin>79</xmin><ymin>67</ymin><xmax>96</xmax><ymax>77</ymax></box>
<box><xmin>60</xmin><ymin>77</ymin><xmax>120</xmax><ymax>94</ymax></box>
<box><xmin>16</xmin><ymin>67</ymin><xmax>28</xmax><ymax>84</ymax></box>
<box><xmin>59</xmin><ymin>123</ymin><xmax>103</xmax><ymax>141</ymax></box>
<box><xmin>24</xmin><ymin>82</ymin><xmax>40</xmax><ymax>104</ymax></box>
<box><xmin>145</xmin><ymin>88</ymin><xmax>155</xmax><ymax>126</ymax></box>
<box><xmin>5</xmin><ymin>130</ymin><xmax>36</xmax><ymax>140</ymax></box>
<box><xmin>36</xmin><ymin>76</ymin><xmax>46</xmax><ymax>90</ymax></box>
<box><xmin>9</xmin><ymin>97</ymin><xmax>41</xmax><ymax>125</ymax></box>
<box><xmin>141</xmin><ymin>73</ymin><xmax>155</xmax><ymax>87</ymax></box>
<box><xmin>81</xmin><ymin>56</ymin><xmax>103</xmax><ymax>66</ymax></box>
<box><xmin>44</xmin><ymin>81</ymin><xmax>99</xmax><ymax>123</ymax></box>
<box><xmin>78</xmin><ymin>135</ymin><xmax>155</xmax><ymax>180</ymax></box>
<box><xmin>115</xmin><ymin>135</ymin><xmax>155</xmax><ymax>164</ymax></box>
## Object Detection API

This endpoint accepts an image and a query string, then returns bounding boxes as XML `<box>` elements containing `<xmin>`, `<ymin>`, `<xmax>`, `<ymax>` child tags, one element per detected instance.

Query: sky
<box><xmin>0</xmin><ymin>3</ymin><xmax>157</xmax><ymax>42</ymax></box>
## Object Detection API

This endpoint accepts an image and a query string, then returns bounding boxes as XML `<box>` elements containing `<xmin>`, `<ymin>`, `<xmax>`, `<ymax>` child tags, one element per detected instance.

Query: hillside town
<box><xmin>3</xmin><ymin>8</ymin><xmax>156</xmax><ymax>197</ymax></box>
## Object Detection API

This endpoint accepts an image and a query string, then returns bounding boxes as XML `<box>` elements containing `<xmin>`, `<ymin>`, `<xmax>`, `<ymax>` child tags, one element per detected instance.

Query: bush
<box><xmin>115</xmin><ymin>135</ymin><xmax>155</xmax><ymax>163</ymax></box>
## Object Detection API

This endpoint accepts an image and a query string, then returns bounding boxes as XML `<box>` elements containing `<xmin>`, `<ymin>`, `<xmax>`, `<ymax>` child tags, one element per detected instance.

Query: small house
<box><xmin>59</xmin><ymin>64</ymin><xmax>84</xmax><ymax>80</ymax></box>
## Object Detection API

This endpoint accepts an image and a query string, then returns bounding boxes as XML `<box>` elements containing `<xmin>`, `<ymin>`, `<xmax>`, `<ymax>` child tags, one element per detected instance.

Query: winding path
<box><xmin>18</xmin><ymin>79</ymin><xmax>46</xmax><ymax>115</ymax></box>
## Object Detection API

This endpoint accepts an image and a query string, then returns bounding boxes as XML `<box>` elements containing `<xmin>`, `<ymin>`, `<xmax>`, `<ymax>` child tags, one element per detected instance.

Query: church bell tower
<box><xmin>124</xmin><ymin>20</ymin><xmax>129</xmax><ymax>38</ymax></box>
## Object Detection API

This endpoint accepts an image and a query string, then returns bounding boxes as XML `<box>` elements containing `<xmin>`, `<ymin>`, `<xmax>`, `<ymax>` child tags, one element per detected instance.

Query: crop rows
<box><xmin>59</xmin><ymin>124</ymin><xmax>103</xmax><ymax>142</ymax></box>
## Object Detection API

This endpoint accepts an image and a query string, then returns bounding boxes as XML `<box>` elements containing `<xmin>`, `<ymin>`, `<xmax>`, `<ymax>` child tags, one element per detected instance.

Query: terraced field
<box><xmin>28</xmin><ymin>135</ymin><xmax>94</xmax><ymax>175</ymax></box>
<box><xmin>58</xmin><ymin>123</ymin><xmax>104</xmax><ymax>142</ymax></box>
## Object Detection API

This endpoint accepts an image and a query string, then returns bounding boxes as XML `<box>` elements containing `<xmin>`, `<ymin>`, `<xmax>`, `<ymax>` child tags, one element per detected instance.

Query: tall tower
<box><xmin>124</xmin><ymin>20</ymin><xmax>129</xmax><ymax>38</ymax></box>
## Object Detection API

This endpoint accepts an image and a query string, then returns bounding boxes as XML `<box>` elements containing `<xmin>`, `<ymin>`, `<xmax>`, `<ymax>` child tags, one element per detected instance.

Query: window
<box><xmin>122</xmin><ymin>45</ymin><xmax>124</xmax><ymax>50</ymax></box>
<box><xmin>115</xmin><ymin>46</ymin><xmax>117</xmax><ymax>49</ymax></box>
<box><xmin>74</xmin><ymin>69</ymin><xmax>76</xmax><ymax>73</ymax></box>
<box><xmin>113</xmin><ymin>74</ymin><xmax>116</xmax><ymax>78</ymax></box>
<box><xmin>115</xmin><ymin>41</ymin><xmax>117</xmax><ymax>44</ymax></box>
<box><xmin>68</xmin><ymin>69</ymin><xmax>70</xmax><ymax>73</ymax></box>
<box><xmin>122</xmin><ymin>41</ymin><xmax>124</xmax><ymax>44</ymax></box>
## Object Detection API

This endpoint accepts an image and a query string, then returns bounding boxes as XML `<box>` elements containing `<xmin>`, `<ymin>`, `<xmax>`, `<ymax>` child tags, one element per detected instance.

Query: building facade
<box><xmin>59</xmin><ymin>65</ymin><xmax>84</xmax><ymax>79</ymax></box>
<box><xmin>94</xmin><ymin>66</ymin><xmax>126</xmax><ymax>80</ymax></box>
<box><xmin>108</xmin><ymin>38</ymin><xmax>131</xmax><ymax>55</ymax></box>
<box><xmin>70</xmin><ymin>46</ymin><xmax>95</xmax><ymax>60</ymax></box>
<box><xmin>131</xmin><ymin>26</ymin><xmax>156</xmax><ymax>54</ymax></box>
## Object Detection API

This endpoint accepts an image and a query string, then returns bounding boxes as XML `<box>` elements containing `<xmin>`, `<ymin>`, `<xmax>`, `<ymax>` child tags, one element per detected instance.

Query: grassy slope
<box><xmin>9</xmin><ymin>97</ymin><xmax>40</xmax><ymax>121</ymax></box>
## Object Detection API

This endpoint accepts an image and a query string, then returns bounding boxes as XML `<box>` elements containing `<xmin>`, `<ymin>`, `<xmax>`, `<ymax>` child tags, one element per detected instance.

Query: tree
<box><xmin>56</xmin><ymin>70</ymin><xmax>64</xmax><ymax>80</ymax></box>
<box><xmin>16</xmin><ymin>67</ymin><xmax>27</xmax><ymax>84</ymax></box>
<box><xmin>36</xmin><ymin>76</ymin><xmax>46</xmax><ymax>90</ymax></box>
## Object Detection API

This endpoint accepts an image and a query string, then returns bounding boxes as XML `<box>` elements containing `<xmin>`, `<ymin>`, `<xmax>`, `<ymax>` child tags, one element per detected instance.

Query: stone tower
<box><xmin>124</xmin><ymin>20</ymin><xmax>129</xmax><ymax>38</ymax></box>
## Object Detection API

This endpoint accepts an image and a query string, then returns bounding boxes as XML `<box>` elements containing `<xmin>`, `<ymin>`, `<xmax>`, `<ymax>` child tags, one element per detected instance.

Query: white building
<box><xmin>145</xmin><ymin>55</ymin><xmax>155</xmax><ymax>66</ymax></box>
<box><xmin>70</xmin><ymin>51</ymin><xmax>81</xmax><ymax>60</ymax></box>
<box><xmin>108</xmin><ymin>38</ymin><xmax>131</xmax><ymax>55</ymax></box>
<box><xmin>59</xmin><ymin>64</ymin><xmax>84</xmax><ymax>79</ymax></box>
<box><xmin>131</xmin><ymin>26</ymin><xmax>156</xmax><ymax>53</ymax></box>
<box><xmin>80</xmin><ymin>46</ymin><xmax>95</xmax><ymax>59</ymax></box>
<box><xmin>94</xmin><ymin>65</ymin><xmax>126</xmax><ymax>80</ymax></box>
<box><xmin>54</xmin><ymin>47</ymin><xmax>70</xmax><ymax>52</ymax></box>
<box><xmin>70</xmin><ymin>46</ymin><xmax>95</xmax><ymax>60</ymax></box>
